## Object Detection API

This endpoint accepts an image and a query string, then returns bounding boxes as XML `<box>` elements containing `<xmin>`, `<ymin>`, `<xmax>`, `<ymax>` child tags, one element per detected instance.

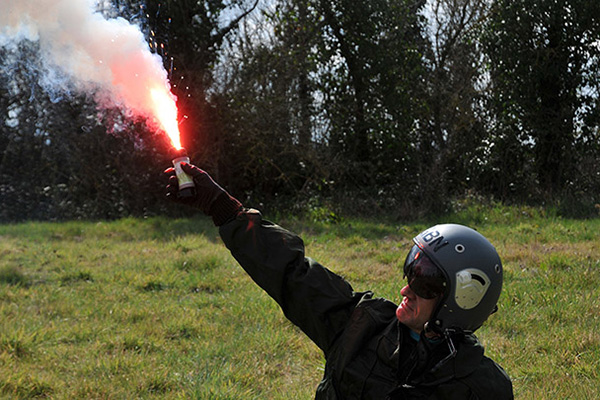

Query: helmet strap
<box><xmin>429</xmin><ymin>329</ymin><xmax>459</xmax><ymax>373</ymax></box>
<box><xmin>423</xmin><ymin>321</ymin><xmax>440</xmax><ymax>335</ymax></box>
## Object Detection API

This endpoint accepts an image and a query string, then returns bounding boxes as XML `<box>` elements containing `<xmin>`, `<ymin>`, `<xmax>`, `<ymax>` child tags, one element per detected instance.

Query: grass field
<box><xmin>0</xmin><ymin>203</ymin><xmax>599</xmax><ymax>399</ymax></box>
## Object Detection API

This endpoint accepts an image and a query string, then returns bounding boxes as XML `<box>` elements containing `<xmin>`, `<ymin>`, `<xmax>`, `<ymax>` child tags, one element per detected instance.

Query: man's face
<box><xmin>396</xmin><ymin>284</ymin><xmax>439</xmax><ymax>334</ymax></box>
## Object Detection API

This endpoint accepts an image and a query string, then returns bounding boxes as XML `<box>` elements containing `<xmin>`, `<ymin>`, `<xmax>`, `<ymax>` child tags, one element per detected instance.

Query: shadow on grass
<box><xmin>0</xmin><ymin>266</ymin><xmax>28</xmax><ymax>287</ymax></box>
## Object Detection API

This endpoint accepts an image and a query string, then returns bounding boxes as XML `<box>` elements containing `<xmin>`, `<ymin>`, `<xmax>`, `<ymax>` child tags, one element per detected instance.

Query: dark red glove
<box><xmin>164</xmin><ymin>163</ymin><xmax>242</xmax><ymax>226</ymax></box>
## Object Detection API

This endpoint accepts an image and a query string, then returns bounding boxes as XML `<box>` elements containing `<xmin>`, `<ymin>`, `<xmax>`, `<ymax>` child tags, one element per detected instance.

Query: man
<box><xmin>164</xmin><ymin>162</ymin><xmax>514</xmax><ymax>399</ymax></box>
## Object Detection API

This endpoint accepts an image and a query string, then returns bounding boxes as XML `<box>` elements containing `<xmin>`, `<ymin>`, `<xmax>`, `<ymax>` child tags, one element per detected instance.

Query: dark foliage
<box><xmin>1</xmin><ymin>0</ymin><xmax>600</xmax><ymax>222</ymax></box>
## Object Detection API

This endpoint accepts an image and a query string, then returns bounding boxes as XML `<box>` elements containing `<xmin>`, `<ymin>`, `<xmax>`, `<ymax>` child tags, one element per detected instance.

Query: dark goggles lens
<box><xmin>403</xmin><ymin>245</ymin><xmax>446</xmax><ymax>299</ymax></box>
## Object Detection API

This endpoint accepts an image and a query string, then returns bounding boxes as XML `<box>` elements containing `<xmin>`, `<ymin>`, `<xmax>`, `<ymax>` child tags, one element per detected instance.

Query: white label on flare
<box><xmin>172</xmin><ymin>156</ymin><xmax>195</xmax><ymax>189</ymax></box>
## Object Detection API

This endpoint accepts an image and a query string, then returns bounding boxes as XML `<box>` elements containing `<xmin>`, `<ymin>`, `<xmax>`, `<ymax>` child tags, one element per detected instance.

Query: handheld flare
<box><xmin>171</xmin><ymin>148</ymin><xmax>196</xmax><ymax>199</ymax></box>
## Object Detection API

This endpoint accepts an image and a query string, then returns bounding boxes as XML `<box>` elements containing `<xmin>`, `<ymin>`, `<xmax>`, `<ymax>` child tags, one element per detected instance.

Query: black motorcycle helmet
<box><xmin>403</xmin><ymin>224</ymin><xmax>503</xmax><ymax>333</ymax></box>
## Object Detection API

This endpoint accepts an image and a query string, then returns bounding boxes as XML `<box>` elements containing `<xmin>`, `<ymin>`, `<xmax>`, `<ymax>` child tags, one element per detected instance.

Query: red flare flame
<box><xmin>150</xmin><ymin>86</ymin><xmax>181</xmax><ymax>149</ymax></box>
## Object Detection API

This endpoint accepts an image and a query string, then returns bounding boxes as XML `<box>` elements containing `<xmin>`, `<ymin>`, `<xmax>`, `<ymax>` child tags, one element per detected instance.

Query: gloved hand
<box><xmin>164</xmin><ymin>162</ymin><xmax>242</xmax><ymax>226</ymax></box>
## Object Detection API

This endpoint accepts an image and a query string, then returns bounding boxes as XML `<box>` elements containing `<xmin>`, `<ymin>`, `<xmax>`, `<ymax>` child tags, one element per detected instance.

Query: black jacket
<box><xmin>220</xmin><ymin>209</ymin><xmax>514</xmax><ymax>399</ymax></box>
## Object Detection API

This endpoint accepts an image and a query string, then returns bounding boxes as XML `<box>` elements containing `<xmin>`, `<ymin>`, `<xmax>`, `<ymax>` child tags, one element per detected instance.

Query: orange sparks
<box><xmin>150</xmin><ymin>86</ymin><xmax>181</xmax><ymax>149</ymax></box>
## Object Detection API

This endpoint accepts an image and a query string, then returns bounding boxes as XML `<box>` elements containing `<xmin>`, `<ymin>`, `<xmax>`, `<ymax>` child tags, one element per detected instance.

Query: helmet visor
<box><xmin>403</xmin><ymin>245</ymin><xmax>446</xmax><ymax>299</ymax></box>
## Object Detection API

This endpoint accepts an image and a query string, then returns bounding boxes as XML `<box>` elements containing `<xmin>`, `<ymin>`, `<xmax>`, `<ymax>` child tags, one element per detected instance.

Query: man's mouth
<box><xmin>400</xmin><ymin>297</ymin><xmax>413</xmax><ymax>313</ymax></box>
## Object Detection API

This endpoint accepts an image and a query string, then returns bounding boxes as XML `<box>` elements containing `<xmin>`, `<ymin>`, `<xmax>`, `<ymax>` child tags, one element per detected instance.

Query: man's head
<box><xmin>397</xmin><ymin>224</ymin><xmax>503</xmax><ymax>334</ymax></box>
<box><xmin>396</xmin><ymin>246</ymin><xmax>445</xmax><ymax>333</ymax></box>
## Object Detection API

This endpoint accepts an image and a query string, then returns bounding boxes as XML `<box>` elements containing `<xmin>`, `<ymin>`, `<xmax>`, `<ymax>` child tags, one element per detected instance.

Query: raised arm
<box><xmin>165</xmin><ymin>162</ymin><xmax>361</xmax><ymax>351</ymax></box>
<box><xmin>220</xmin><ymin>209</ymin><xmax>365</xmax><ymax>351</ymax></box>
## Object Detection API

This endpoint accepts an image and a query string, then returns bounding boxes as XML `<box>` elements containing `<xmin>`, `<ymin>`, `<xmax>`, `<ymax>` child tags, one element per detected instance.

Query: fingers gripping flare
<box><xmin>163</xmin><ymin>161</ymin><xmax>243</xmax><ymax>226</ymax></box>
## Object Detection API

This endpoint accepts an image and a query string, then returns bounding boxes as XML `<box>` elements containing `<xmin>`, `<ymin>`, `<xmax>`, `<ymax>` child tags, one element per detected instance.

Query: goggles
<box><xmin>403</xmin><ymin>244</ymin><xmax>446</xmax><ymax>299</ymax></box>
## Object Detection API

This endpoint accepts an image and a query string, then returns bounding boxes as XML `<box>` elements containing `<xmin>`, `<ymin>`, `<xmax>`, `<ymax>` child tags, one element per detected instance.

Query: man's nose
<box><xmin>400</xmin><ymin>285</ymin><xmax>413</xmax><ymax>297</ymax></box>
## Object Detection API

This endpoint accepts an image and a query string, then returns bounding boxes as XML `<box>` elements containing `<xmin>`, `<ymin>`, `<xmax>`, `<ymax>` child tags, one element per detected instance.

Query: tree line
<box><xmin>1</xmin><ymin>0</ymin><xmax>600</xmax><ymax>222</ymax></box>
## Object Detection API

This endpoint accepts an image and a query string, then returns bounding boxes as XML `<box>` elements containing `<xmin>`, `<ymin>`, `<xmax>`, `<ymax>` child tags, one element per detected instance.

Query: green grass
<box><xmin>0</xmin><ymin>205</ymin><xmax>599</xmax><ymax>399</ymax></box>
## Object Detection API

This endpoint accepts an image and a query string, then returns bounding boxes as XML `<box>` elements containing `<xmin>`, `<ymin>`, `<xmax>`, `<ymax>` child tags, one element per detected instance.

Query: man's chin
<box><xmin>395</xmin><ymin>305</ymin><xmax>410</xmax><ymax>323</ymax></box>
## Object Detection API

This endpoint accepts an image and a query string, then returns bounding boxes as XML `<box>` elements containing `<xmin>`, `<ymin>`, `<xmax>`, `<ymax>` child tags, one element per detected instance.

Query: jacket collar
<box><xmin>409</xmin><ymin>331</ymin><xmax>484</xmax><ymax>386</ymax></box>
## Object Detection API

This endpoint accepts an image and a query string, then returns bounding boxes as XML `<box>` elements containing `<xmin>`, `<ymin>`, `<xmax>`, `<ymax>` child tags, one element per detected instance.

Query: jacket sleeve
<box><xmin>219</xmin><ymin>208</ymin><xmax>362</xmax><ymax>352</ymax></box>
